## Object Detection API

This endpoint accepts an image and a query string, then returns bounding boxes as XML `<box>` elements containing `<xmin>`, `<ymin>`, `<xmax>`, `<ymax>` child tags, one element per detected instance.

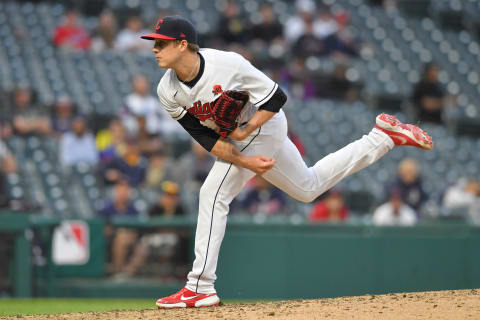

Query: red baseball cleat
<box><xmin>156</xmin><ymin>287</ymin><xmax>220</xmax><ymax>308</ymax></box>
<box><xmin>375</xmin><ymin>113</ymin><xmax>433</xmax><ymax>150</ymax></box>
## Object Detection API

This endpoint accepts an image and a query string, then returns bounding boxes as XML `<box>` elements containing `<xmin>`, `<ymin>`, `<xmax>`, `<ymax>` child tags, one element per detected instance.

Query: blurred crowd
<box><xmin>46</xmin><ymin>0</ymin><xmax>453</xmax><ymax>122</ymax></box>
<box><xmin>0</xmin><ymin>0</ymin><xmax>477</xmax><ymax>280</ymax></box>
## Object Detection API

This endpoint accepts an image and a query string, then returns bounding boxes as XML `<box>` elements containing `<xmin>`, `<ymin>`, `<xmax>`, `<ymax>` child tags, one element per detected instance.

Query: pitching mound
<box><xmin>9</xmin><ymin>289</ymin><xmax>480</xmax><ymax>319</ymax></box>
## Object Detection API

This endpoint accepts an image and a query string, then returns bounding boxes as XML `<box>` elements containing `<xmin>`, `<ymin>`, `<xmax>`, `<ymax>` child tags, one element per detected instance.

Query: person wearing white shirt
<box><xmin>313</xmin><ymin>8</ymin><xmax>338</xmax><ymax>39</ymax></box>
<box><xmin>443</xmin><ymin>178</ymin><xmax>480</xmax><ymax>224</ymax></box>
<box><xmin>373</xmin><ymin>191</ymin><xmax>417</xmax><ymax>226</ymax></box>
<box><xmin>115</xmin><ymin>16</ymin><xmax>152</xmax><ymax>53</ymax></box>
<box><xmin>284</xmin><ymin>0</ymin><xmax>316</xmax><ymax>44</ymax></box>
<box><xmin>122</xmin><ymin>74</ymin><xmax>183</xmax><ymax>137</ymax></box>
<box><xmin>284</xmin><ymin>0</ymin><xmax>338</xmax><ymax>44</ymax></box>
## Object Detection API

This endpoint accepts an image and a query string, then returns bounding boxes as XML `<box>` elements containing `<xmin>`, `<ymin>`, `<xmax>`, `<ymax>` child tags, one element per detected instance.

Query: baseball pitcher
<box><xmin>140</xmin><ymin>16</ymin><xmax>433</xmax><ymax>308</ymax></box>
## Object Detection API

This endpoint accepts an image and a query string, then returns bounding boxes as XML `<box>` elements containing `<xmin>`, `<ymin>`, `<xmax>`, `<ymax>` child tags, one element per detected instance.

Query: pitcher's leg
<box><xmin>185</xmin><ymin>160</ymin><xmax>256</xmax><ymax>294</ymax></box>
<box><xmin>185</xmin><ymin>124</ymin><xmax>286</xmax><ymax>294</ymax></box>
<box><xmin>264</xmin><ymin>128</ymin><xmax>394</xmax><ymax>202</ymax></box>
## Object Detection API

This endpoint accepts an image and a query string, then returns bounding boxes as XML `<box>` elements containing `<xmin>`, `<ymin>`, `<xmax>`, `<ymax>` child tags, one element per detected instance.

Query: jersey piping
<box><xmin>195</xmin><ymin>126</ymin><xmax>262</xmax><ymax>293</ymax></box>
<box><xmin>254</xmin><ymin>82</ymin><xmax>278</xmax><ymax>107</ymax></box>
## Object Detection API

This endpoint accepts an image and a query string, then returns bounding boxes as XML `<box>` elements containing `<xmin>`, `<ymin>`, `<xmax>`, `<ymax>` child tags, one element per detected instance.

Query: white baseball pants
<box><xmin>186</xmin><ymin>110</ymin><xmax>394</xmax><ymax>294</ymax></box>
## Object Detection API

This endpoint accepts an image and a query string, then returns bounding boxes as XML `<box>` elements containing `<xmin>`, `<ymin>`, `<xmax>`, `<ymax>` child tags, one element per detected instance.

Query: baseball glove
<box><xmin>212</xmin><ymin>90</ymin><xmax>249</xmax><ymax>137</ymax></box>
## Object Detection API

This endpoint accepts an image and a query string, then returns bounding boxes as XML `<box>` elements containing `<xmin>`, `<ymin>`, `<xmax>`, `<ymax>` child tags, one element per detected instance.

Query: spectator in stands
<box><xmin>250</xmin><ymin>4</ymin><xmax>283</xmax><ymax>43</ymax></box>
<box><xmin>323</xmin><ymin>24</ymin><xmax>359</xmax><ymax>58</ymax></box>
<box><xmin>313</xmin><ymin>5</ymin><xmax>338</xmax><ymax>40</ymax></box>
<box><xmin>174</xmin><ymin>139</ymin><xmax>215</xmax><ymax>190</ymax></box>
<box><xmin>309</xmin><ymin>189</ymin><xmax>349</xmax><ymax>222</ymax></box>
<box><xmin>11</xmin><ymin>88</ymin><xmax>52</xmax><ymax>136</ymax></box>
<box><xmin>134</xmin><ymin>116</ymin><xmax>164</xmax><ymax>157</ymax></box>
<box><xmin>443</xmin><ymin>178</ymin><xmax>480</xmax><ymax>223</ymax></box>
<box><xmin>99</xmin><ymin>180</ymin><xmax>138</xmax><ymax>219</ymax></box>
<box><xmin>148</xmin><ymin>181</ymin><xmax>185</xmax><ymax>217</ymax></box>
<box><xmin>284</xmin><ymin>0</ymin><xmax>317</xmax><ymax>44</ymax></box>
<box><xmin>286</xmin><ymin>2</ymin><xmax>357</xmax><ymax>59</ymax></box>
<box><xmin>100</xmin><ymin>140</ymin><xmax>148</xmax><ymax>187</ymax></box>
<box><xmin>59</xmin><ymin>115</ymin><xmax>98</xmax><ymax>167</ymax></box>
<box><xmin>53</xmin><ymin>9</ymin><xmax>91</xmax><ymax>51</ymax></box>
<box><xmin>372</xmin><ymin>189</ymin><xmax>417</xmax><ymax>226</ymax></box>
<box><xmin>412</xmin><ymin>63</ymin><xmax>445</xmax><ymax>124</ymax></box>
<box><xmin>317</xmin><ymin>64</ymin><xmax>359</xmax><ymax>101</ymax></box>
<box><xmin>50</xmin><ymin>95</ymin><xmax>76</xmax><ymax>135</ymax></box>
<box><xmin>120</xmin><ymin>74</ymin><xmax>182</xmax><ymax>138</ymax></box>
<box><xmin>91</xmin><ymin>10</ymin><xmax>117</xmax><ymax>52</ymax></box>
<box><xmin>147</xmin><ymin>181</ymin><xmax>188</xmax><ymax>278</ymax></box>
<box><xmin>114</xmin><ymin>181</ymin><xmax>188</xmax><ymax>279</ymax></box>
<box><xmin>173</xmin><ymin>139</ymin><xmax>215</xmax><ymax>214</ymax></box>
<box><xmin>240</xmin><ymin>176</ymin><xmax>286</xmax><ymax>215</ymax></box>
<box><xmin>96</xmin><ymin>118</ymin><xmax>128</xmax><ymax>164</ymax></box>
<box><xmin>279</xmin><ymin>58</ymin><xmax>316</xmax><ymax>100</ymax></box>
<box><xmin>217</xmin><ymin>0</ymin><xmax>250</xmax><ymax>44</ymax></box>
<box><xmin>292</xmin><ymin>15</ymin><xmax>325</xmax><ymax>58</ymax></box>
<box><xmin>115</xmin><ymin>16</ymin><xmax>151</xmax><ymax>53</ymax></box>
<box><xmin>145</xmin><ymin>150</ymin><xmax>175</xmax><ymax>188</ymax></box>
<box><xmin>98</xmin><ymin>180</ymin><xmax>139</xmax><ymax>274</ymax></box>
<box><xmin>388</xmin><ymin>158</ymin><xmax>428</xmax><ymax>215</ymax></box>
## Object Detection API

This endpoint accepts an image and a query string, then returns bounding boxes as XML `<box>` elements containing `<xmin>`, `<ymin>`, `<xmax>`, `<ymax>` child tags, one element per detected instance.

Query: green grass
<box><xmin>0</xmin><ymin>299</ymin><xmax>256</xmax><ymax>316</ymax></box>
<box><xmin>0</xmin><ymin>299</ymin><xmax>156</xmax><ymax>316</ymax></box>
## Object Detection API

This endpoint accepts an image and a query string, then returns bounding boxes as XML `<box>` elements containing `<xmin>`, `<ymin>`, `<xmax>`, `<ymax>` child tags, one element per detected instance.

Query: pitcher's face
<box><xmin>152</xmin><ymin>39</ymin><xmax>183</xmax><ymax>68</ymax></box>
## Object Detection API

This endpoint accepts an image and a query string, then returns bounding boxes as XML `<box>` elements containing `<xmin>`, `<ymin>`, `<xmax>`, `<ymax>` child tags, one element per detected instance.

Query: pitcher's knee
<box><xmin>199</xmin><ymin>182</ymin><xmax>231</xmax><ymax>215</ymax></box>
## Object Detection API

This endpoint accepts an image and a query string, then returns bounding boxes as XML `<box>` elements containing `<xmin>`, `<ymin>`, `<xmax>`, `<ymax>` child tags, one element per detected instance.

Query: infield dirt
<box><xmin>5</xmin><ymin>289</ymin><xmax>480</xmax><ymax>319</ymax></box>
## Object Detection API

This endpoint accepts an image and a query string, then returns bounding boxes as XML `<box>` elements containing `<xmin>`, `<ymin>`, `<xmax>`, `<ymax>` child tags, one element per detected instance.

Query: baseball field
<box><xmin>1</xmin><ymin>289</ymin><xmax>479</xmax><ymax>319</ymax></box>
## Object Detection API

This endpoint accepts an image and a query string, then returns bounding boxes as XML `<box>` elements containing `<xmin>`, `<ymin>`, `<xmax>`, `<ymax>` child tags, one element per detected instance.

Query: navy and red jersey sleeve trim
<box><xmin>178</xmin><ymin>112</ymin><xmax>220</xmax><ymax>152</ymax></box>
<box><xmin>258</xmin><ymin>86</ymin><xmax>287</xmax><ymax>113</ymax></box>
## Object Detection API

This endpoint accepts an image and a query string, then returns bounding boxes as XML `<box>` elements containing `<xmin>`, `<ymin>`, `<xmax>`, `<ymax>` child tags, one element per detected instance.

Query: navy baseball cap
<box><xmin>140</xmin><ymin>15</ymin><xmax>198</xmax><ymax>44</ymax></box>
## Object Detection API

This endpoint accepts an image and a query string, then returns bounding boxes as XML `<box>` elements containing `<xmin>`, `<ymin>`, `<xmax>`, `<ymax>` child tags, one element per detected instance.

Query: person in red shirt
<box><xmin>309</xmin><ymin>189</ymin><xmax>349</xmax><ymax>222</ymax></box>
<box><xmin>53</xmin><ymin>10</ymin><xmax>91</xmax><ymax>51</ymax></box>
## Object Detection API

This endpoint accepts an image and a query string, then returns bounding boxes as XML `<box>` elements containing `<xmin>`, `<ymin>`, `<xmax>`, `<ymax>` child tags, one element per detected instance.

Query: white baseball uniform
<box><xmin>157</xmin><ymin>48</ymin><xmax>394</xmax><ymax>294</ymax></box>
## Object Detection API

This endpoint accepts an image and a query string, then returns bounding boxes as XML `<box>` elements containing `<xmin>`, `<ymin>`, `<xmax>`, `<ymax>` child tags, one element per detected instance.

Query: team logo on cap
<box><xmin>212</xmin><ymin>85</ymin><xmax>223</xmax><ymax>95</ymax></box>
<box><xmin>155</xmin><ymin>19</ymin><xmax>163</xmax><ymax>30</ymax></box>
<box><xmin>180</xmin><ymin>33</ymin><xmax>186</xmax><ymax>38</ymax></box>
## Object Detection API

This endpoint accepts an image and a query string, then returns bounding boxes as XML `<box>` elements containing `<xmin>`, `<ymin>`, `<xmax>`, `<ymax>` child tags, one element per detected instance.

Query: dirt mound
<box><xmin>9</xmin><ymin>289</ymin><xmax>480</xmax><ymax>320</ymax></box>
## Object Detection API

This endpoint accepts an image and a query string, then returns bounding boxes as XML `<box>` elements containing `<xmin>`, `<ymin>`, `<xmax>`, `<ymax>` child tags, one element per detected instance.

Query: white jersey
<box><xmin>152</xmin><ymin>46</ymin><xmax>396</xmax><ymax>298</ymax></box>
<box><xmin>156</xmin><ymin>48</ymin><xmax>279</xmax><ymax>134</ymax></box>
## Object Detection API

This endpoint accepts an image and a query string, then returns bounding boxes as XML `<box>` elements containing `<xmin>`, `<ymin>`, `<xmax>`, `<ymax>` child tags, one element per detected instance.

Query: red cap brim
<box><xmin>140</xmin><ymin>33</ymin><xmax>177</xmax><ymax>40</ymax></box>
